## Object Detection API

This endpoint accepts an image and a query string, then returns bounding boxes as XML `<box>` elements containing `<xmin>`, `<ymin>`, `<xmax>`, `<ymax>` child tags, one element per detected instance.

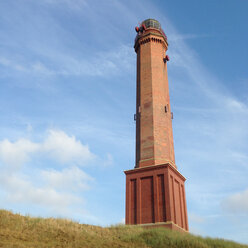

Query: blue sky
<box><xmin>0</xmin><ymin>0</ymin><xmax>248</xmax><ymax>244</ymax></box>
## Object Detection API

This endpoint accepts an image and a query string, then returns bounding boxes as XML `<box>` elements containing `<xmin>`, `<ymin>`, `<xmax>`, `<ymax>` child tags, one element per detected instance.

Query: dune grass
<box><xmin>0</xmin><ymin>209</ymin><xmax>247</xmax><ymax>248</ymax></box>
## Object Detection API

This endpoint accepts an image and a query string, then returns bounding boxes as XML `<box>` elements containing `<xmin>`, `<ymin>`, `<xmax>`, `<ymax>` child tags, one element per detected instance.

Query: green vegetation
<box><xmin>0</xmin><ymin>210</ymin><xmax>247</xmax><ymax>248</ymax></box>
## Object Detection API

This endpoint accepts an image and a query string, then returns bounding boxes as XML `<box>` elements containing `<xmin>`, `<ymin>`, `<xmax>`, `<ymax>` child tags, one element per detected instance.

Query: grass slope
<box><xmin>0</xmin><ymin>210</ymin><xmax>247</xmax><ymax>248</ymax></box>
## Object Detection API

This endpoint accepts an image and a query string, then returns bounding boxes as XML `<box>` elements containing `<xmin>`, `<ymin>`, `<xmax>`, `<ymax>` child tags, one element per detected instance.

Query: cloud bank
<box><xmin>0</xmin><ymin>129</ymin><xmax>94</xmax><ymax>167</ymax></box>
<box><xmin>0</xmin><ymin>129</ymin><xmax>96</xmax><ymax>220</ymax></box>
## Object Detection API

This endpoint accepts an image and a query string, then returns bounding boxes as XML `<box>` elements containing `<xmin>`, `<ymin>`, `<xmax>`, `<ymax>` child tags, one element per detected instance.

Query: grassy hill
<box><xmin>0</xmin><ymin>210</ymin><xmax>247</xmax><ymax>248</ymax></box>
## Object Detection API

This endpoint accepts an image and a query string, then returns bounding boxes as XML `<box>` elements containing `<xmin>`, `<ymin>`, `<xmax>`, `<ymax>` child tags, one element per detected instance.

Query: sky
<box><xmin>0</xmin><ymin>0</ymin><xmax>248</xmax><ymax>244</ymax></box>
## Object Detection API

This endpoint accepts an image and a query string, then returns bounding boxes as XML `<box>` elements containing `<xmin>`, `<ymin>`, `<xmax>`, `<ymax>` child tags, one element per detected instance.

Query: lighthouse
<box><xmin>125</xmin><ymin>19</ymin><xmax>188</xmax><ymax>231</ymax></box>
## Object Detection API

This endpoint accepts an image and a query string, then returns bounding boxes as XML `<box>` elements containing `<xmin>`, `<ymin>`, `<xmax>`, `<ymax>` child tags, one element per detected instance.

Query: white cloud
<box><xmin>0</xmin><ymin>129</ymin><xmax>94</xmax><ymax>167</ymax></box>
<box><xmin>31</xmin><ymin>61</ymin><xmax>54</xmax><ymax>75</ymax></box>
<box><xmin>43</xmin><ymin>129</ymin><xmax>94</xmax><ymax>165</ymax></box>
<box><xmin>0</xmin><ymin>44</ymin><xmax>134</xmax><ymax>77</ymax></box>
<box><xmin>225</xmin><ymin>98</ymin><xmax>248</xmax><ymax>112</ymax></box>
<box><xmin>169</xmin><ymin>33</ymin><xmax>211</xmax><ymax>41</ymax></box>
<box><xmin>48</xmin><ymin>44</ymin><xmax>134</xmax><ymax>77</ymax></box>
<box><xmin>0</xmin><ymin>127</ymin><xmax>115</xmax><ymax>224</ymax></box>
<box><xmin>102</xmin><ymin>153</ymin><xmax>114</xmax><ymax>167</ymax></box>
<box><xmin>0</xmin><ymin>138</ymin><xmax>39</xmax><ymax>167</ymax></box>
<box><xmin>0</xmin><ymin>173</ymin><xmax>82</xmax><ymax>210</ymax></box>
<box><xmin>0</xmin><ymin>129</ymin><xmax>97</xmax><ymax>218</ymax></box>
<box><xmin>222</xmin><ymin>189</ymin><xmax>248</xmax><ymax>214</ymax></box>
<box><xmin>0</xmin><ymin>56</ymin><xmax>27</xmax><ymax>72</ymax></box>
<box><xmin>41</xmin><ymin>166</ymin><xmax>93</xmax><ymax>191</ymax></box>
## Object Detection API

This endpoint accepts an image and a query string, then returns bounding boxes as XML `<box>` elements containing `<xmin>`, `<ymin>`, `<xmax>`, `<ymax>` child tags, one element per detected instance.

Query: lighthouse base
<box><xmin>124</xmin><ymin>163</ymin><xmax>188</xmax><ymax>231</ymax></box>
<box><xmin>138</xmin><ymin>221</ymin><xmax>187</xmax><ymax>232</ymax></box>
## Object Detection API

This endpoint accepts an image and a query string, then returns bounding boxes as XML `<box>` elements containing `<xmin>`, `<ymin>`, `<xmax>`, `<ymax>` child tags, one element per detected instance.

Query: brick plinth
<box><xmin>125</xmin><ymin>163</ymin><xmax>188</xmax><ymax>231</ymax></box>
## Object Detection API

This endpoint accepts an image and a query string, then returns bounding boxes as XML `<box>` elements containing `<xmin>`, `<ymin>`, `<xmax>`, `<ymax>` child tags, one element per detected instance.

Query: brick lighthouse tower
<box><xmin>125</xmin><ymin>19</ymin><xmax>188</xmax><ymax>231</ymax></box>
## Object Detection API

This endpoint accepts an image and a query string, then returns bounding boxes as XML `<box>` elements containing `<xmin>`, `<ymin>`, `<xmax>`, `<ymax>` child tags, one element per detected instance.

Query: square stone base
<box><xmin>139</xmin><ymin>221</ymin><xmax>188</xmax><ymax>232</ymax></box>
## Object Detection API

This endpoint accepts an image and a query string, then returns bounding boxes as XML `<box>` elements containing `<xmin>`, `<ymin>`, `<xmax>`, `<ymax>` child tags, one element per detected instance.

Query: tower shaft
<box><xmin>135</xmin><ymin>26</ymin><xmax>175</xmax><ymax>168</ymax></box>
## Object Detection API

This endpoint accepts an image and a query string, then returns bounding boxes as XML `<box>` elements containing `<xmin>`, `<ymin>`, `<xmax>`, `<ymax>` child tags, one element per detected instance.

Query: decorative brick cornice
<box><xmin>124</xmin><ymin>162</ymin><xmax>186</xmax><ymax>181</ymax></box>
<box><xmin>134</xmin><ymin>29</ymin><xmax>168</xmax><ymax>52</ymax></box>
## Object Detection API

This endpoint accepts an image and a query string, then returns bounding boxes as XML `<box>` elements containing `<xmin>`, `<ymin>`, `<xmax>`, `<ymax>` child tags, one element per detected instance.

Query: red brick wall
<box><xmin>135</xmin><ymin>28</ymin><xmax>175</xmax><ymax>169</ymax></box>
<box><xmin>157</xmin><ymin>174</ymin><xmax>166</xmax><ymax>222</ymax></box>
<box><xmin>168</xmin><ymin>168</ymin><xmax>188</xmax><ymax>230</ymax></box>
<box><xmin>125</xmin><ymin>164</ymin><xmax>188</xmax><ymax>231</ymax></box>
<box><xmin>140</xmin><ymin>176</ymin><xmax>154</xmax><ymax>223</ymax></box>
<box><xmin>130</xmin><ymin>179</ymin><xmax>137</xmax><ymax>224</ymax></box>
